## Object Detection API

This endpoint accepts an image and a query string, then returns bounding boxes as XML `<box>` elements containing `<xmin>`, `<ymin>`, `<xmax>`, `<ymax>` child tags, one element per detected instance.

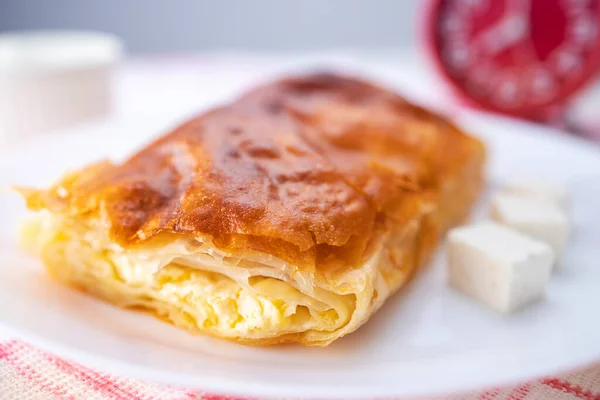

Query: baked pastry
<box><xmin>19</xmin><ymin>73</ymin><xmax>485</xmax><ymax>346</ymax></box>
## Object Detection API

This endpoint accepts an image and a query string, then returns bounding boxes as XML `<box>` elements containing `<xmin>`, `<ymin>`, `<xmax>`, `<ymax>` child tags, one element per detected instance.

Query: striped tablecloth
<box><xmin>1</xmin><ymin>336</ymin><xmax>599</xmax><ymax>400</ymax></box>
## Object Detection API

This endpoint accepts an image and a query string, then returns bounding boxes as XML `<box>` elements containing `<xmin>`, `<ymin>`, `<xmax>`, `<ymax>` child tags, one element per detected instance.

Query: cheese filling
<box><xmin>21</xmin><ymin>212</ymin><xmax>357</xmax><ymax>340</ymax></box>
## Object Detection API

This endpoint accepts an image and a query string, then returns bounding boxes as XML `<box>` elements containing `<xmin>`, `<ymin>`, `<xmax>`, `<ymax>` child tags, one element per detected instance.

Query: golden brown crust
<box><xmin>23</xmin><ymin>73</ymin><xmax>485</xmax><ymax>270</ymax></box>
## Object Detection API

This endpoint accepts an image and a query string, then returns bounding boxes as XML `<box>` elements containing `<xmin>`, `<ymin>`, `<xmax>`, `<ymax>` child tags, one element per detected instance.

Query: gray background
<box><xmin>0</xmin><ymin>0</ymin><xmax>421</xmax><ymax>53</ymax></box>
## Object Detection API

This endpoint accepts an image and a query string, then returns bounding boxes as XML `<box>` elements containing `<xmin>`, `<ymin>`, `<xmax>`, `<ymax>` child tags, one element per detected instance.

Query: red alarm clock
<box><xmin>424</xmin><ymin>0</ymin><xmax>600</xmax><ymax>120</ymax></box>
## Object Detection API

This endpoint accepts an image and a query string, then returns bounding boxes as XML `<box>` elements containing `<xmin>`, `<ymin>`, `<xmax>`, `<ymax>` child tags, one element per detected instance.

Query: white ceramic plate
<box><xmin>1</xmin><ymin>110</ymin><xmax>600</xmax><ymax>400</ymax></box>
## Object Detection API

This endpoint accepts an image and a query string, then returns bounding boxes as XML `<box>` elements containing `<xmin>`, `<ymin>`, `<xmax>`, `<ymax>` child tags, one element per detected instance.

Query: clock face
<box><xmin>428</xmin><ymin>0</ymin><xmax>600</xmax><ymax>117</ymax></box>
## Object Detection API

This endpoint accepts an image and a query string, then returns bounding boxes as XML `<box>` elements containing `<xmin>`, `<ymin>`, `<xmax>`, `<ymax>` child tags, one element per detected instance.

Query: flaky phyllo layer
<box><xmin>21</xmin><ymin>208</ymin><xmax>422</xmax><ymax>346</ymax></box>
<box><xmin>19</xmin><ymin>73</ymin><xmax>485</xmax><ymax>346</ymax></box>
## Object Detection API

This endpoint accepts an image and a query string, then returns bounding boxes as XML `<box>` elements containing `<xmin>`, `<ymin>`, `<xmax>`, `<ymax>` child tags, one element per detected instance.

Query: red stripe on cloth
<box><xmin>505</xmin><ymin>382</ymin><xmax>533</xmax><ymax>400</ymax></box>
<box><xmin>172</xmin><ymin>389</ymin><xmax>199</xmax><ymax>400</ymax></box>
<box><xmin>478</xmin><ymin>388</ymin><xmax>501</xmax><ymax>400</ymax></box>
<box><xmin>38</xmin><ymin>347</ymin><xmax>201</xmax><ymax>400</ymax></box>
<box><xmin>1</xmin><ymin>340</ymin><xmax>77</xmax><ymax>400</ymax></box>
<box><xmin>0</xmin><ymin>343</ymin><xmax>8</xmax><ymax>359</ymax></box>
<box><xmin>542</xmin><ymin>378</ymin><xmax>600</xmax><ymax>400</ymax></box>
<box><xmin>37</xmin><ymin>348</ymin><xmax>154</xmax><ymax>400</ymax></box>
<box><xmin>170</xmin><ymin>389</ymin><xmax>199</xmax><ymax>399</ymax></box>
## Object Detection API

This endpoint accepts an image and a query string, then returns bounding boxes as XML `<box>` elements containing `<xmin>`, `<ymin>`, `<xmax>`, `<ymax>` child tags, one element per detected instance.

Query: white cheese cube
<box><xmin>500</xmin><ymin>180</ymin><xmax>569</xmax><ymax>210</ymax></box>
<box><xmin>490</xmin><ymin>193</ymin><xmax>570</xmax><ymax>268</ymax></box>
<box><xmin>447</xmin><ymin>222</ymin><xmax>554</xmax><ymax>314</ymax></box>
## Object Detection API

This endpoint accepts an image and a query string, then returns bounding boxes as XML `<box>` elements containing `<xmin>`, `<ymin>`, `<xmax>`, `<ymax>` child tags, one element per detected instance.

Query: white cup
<box><xmin>0</xmin><ymin>31</ymin><xmax>123</xmax><ymax>145</ymax></box>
